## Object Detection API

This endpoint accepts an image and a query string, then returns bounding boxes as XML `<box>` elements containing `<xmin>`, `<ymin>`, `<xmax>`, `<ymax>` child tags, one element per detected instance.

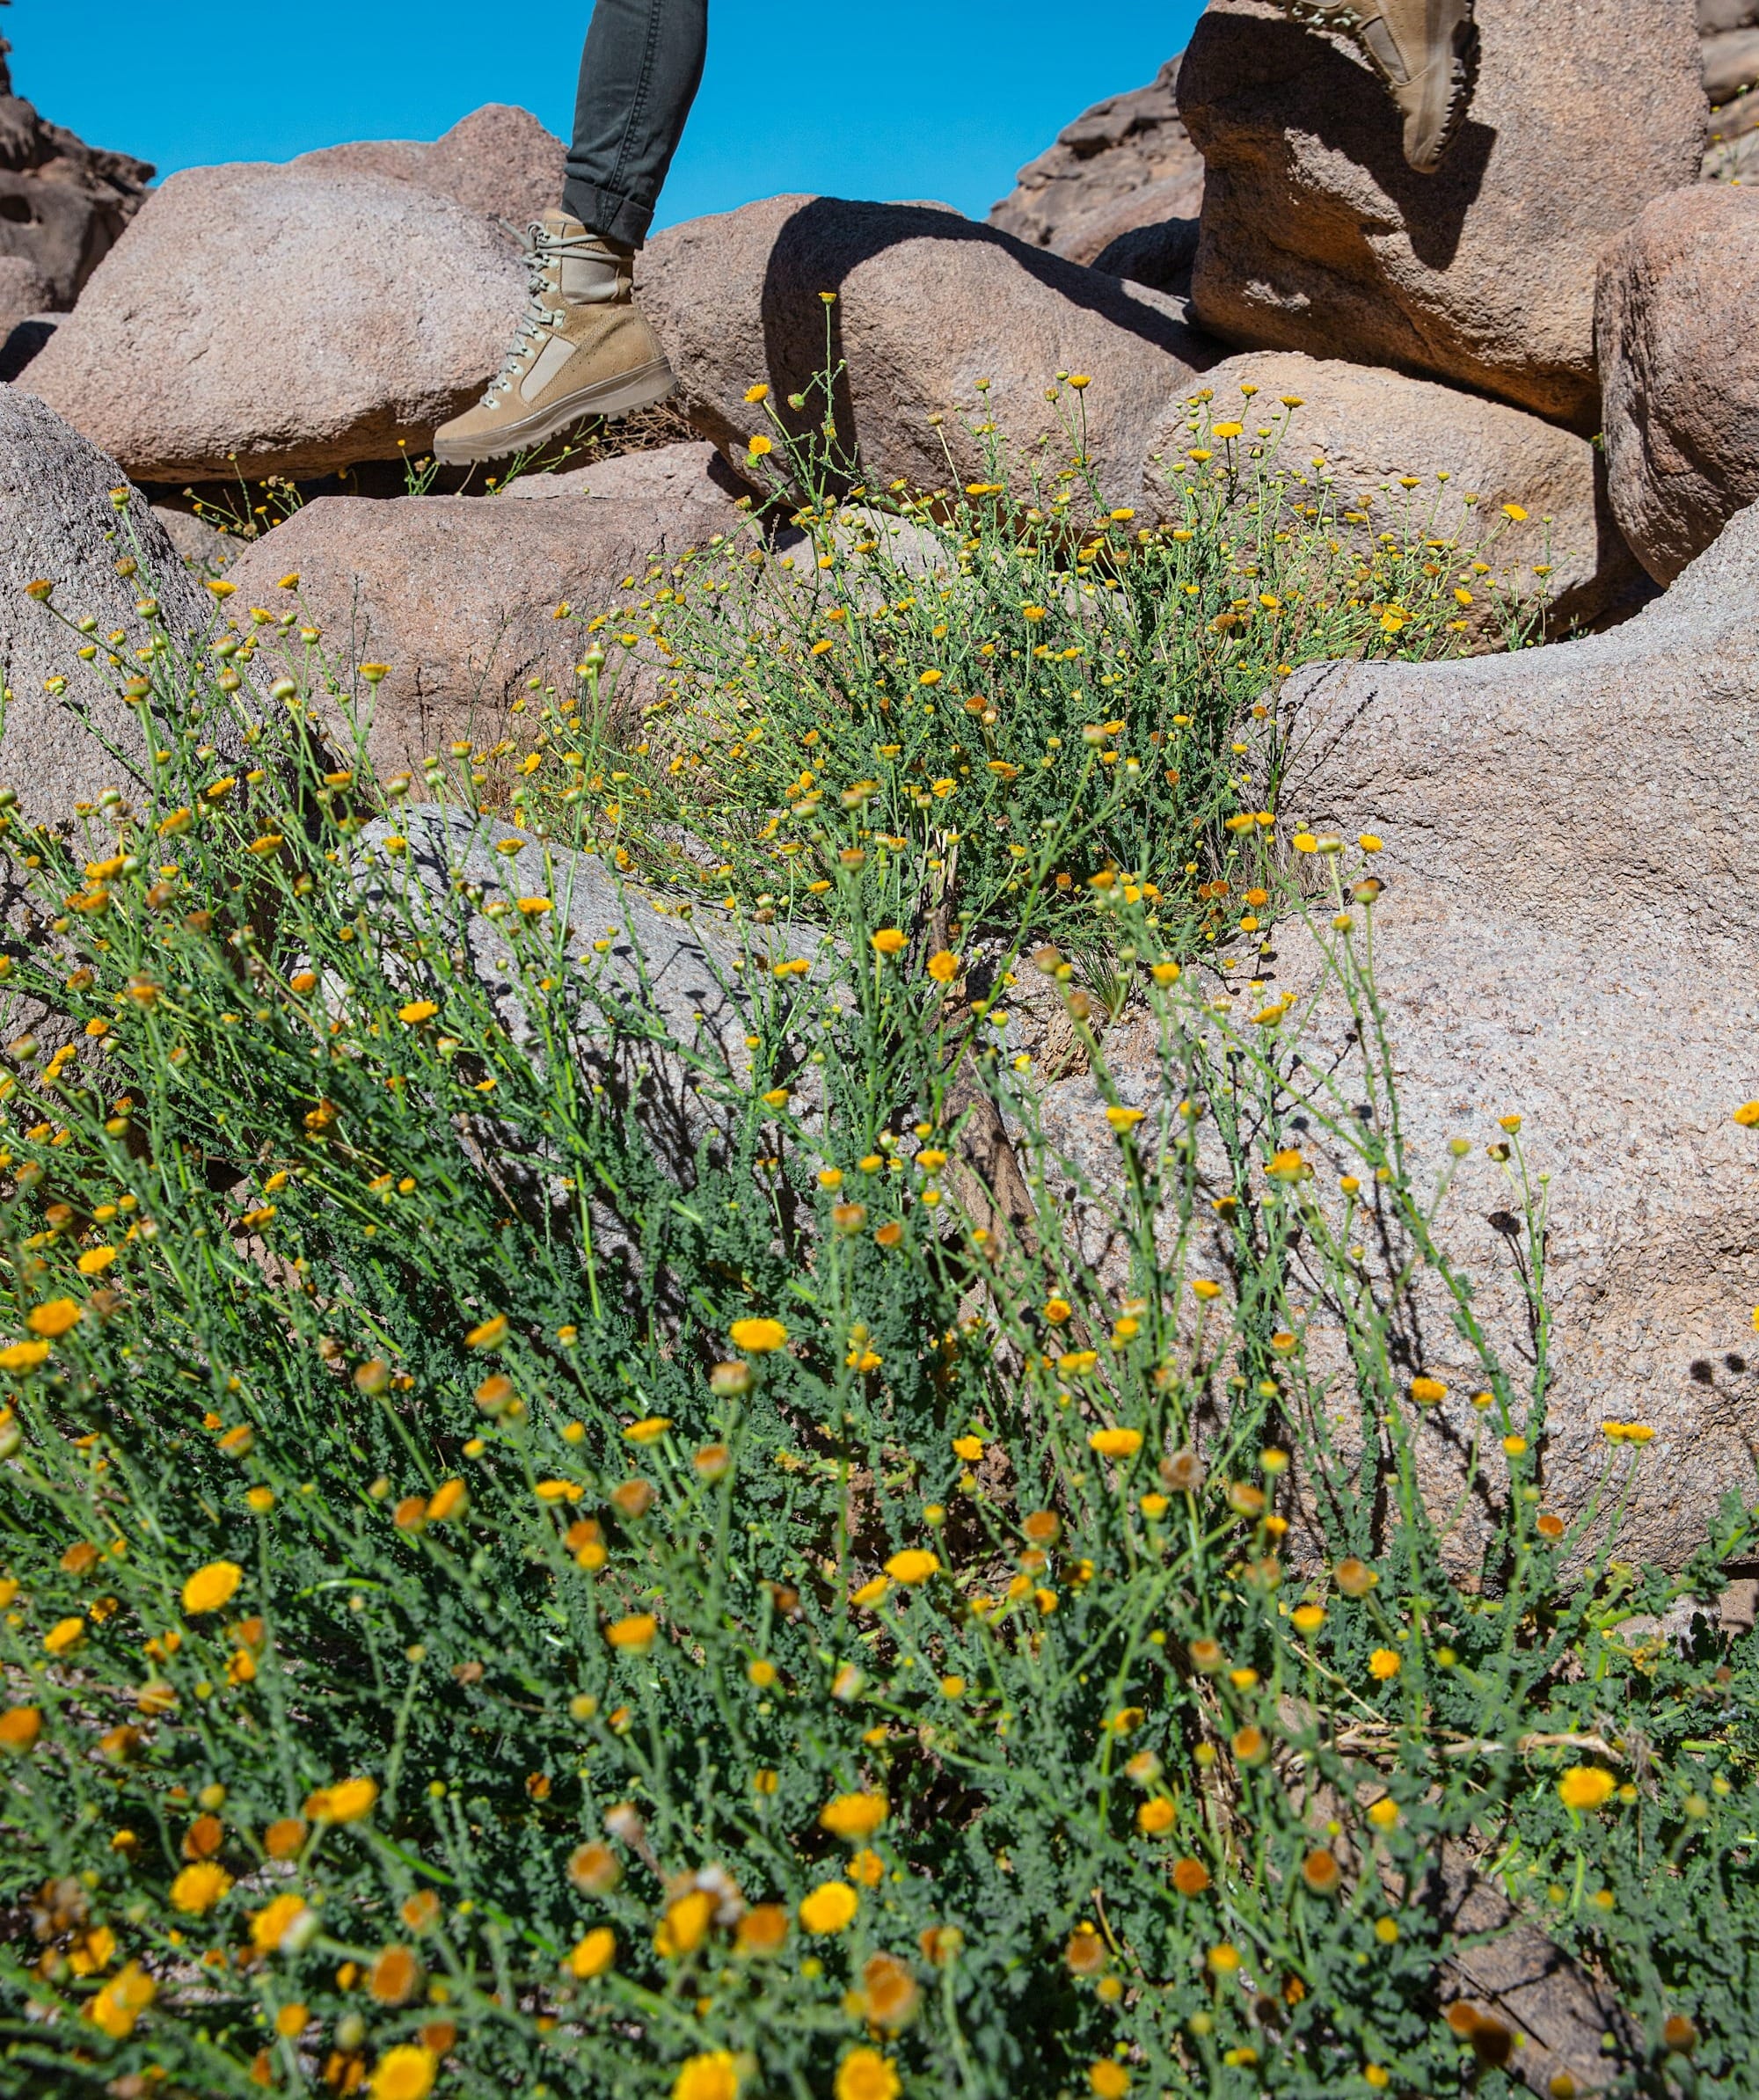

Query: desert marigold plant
<box><xmin>0</xmin><ymin>418</ymin><xmax>1751</xmax><ymax>2100</ymax></box>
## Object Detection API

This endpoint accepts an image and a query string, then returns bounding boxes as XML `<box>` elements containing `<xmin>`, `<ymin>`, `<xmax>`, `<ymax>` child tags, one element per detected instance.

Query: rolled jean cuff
<box><xmin>560</xmin><ymin>176</ymin><xmax>655</xmax><ymax>249</ymax></box>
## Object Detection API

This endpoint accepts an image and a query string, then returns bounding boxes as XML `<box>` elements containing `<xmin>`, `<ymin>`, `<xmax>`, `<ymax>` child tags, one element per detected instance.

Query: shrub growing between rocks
<box><xmin>0</xmin><ymin>425</ymin><xmax>1753</xmax><ymax>2100</ymax></box>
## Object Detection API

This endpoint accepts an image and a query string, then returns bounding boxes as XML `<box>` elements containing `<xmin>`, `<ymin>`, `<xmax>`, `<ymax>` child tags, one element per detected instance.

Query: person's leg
<box><xmin>434</xmin><ymin>0</ymin><xmax>706</xmax><ymax>464</ymax></box>
<box><xmin>564</xmin><ymin>0</ymin><xmax>708</xmax><ymax>250</ymax></box>
<box><xmin>1277</xmin><ymin>0</ymin><xmax>1477</xmax><ymax>173</ymax></box>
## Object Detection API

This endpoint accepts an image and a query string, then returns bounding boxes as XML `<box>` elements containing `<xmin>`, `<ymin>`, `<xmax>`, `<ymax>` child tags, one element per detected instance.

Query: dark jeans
<box><xmin>563</xmin><ymin>0</ymin><xmax>708</xmax><ymax>247</ymax></box>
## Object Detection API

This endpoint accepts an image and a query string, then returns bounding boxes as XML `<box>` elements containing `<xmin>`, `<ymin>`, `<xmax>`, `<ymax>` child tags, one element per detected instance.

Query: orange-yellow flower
<box><xmin>0</xmin><ymin>1705</ymin><xmax>42</xmax><ymax>1750</ymax></box>
<box><xmin>926</xmin><ymin>950</ymin><xmax>960</xmax><ymax>982</ymax></box>
<box><xmin>1088</xmin><ymin>1428</ymin><xmax>1142</xmax><ymax>1459</ymax></box>
<box><xmin>1171</xmin><ymin>1856</ymin><xmax>1209</xmax><ymax>1897</ymax></box>
<box><xmin>171</xmin><ymin>1861</ymin><xmax>232</xmax><ymax>1914</ymax></box>
<box><xmin>85</xmin><ymin>1963</ymin><xmax>155</xmax><ymax>2040</ymax></box>
<box><xmin>820</xmin><ymin>1792</ymin><xmax>888</xmax><ymax>1840</ymax></box>
<box><xmin>1558</xmin><ymin>1766</ymin><xmax>1617</xmax><ymax>1812</ymax></box>
<box><xmin>675</xmin><ymin>2053</ymin><xmax>741</xmax><ymax>2100</ymax></box>
<box><xmin>736</xmin><ymin>1904</ymin><xmax>789</xmax><ymax>1956</ymax></box>
<box><xmin>182</xmin><ymin>1560</ymin><xmax>243</xmax><ymax>1615</ymax></box>
<box><xmin>836</xmin><ymin>2048</ymin><xmax>901</xmax><ymax>2100</ymax></box>
<box><xmin>659</xmin><ymin>1889</ymin><xmax>714</xmax><ymax>1956</ymax></box>
<box><xmin>883</xmin><ymin>1549</ymin><xmax>939</xmax><ymax>1586</ymax></box>
<box><xmin>568</xmin><ymin>1926</ymin><xmax>616</xmax><ymax>1979</ymax></box>
<box><xmin>729</xmin><ymin>1316</ymin><xmax>787</xmax><ymax>1353</ymax></box>
<box><xmin>26</xmin><ymin>1298</ymin><xmax>81</xmax><ymax>1338</ymax></box>
<box><xmin>606</xmin><ymin>1613</ymin><xmax>658</xmax><ymax>1652</ymax></box>
<box><xmin>1369</xmin><ymin>1647</ymin><xmax>1401</xmax><ymax>1681</ymax></box>
<box><xmin>799</xmin><ymin>1879</ymin><xmax>858</xmax><ymax>1934</ymax></box>
<box><xmin>870</xmin><ymin>929</ymin><xmax>907</xmax><ymax>957</ymax></box>
<box><xmin>305</xmin><ymin>1776</ymin><xmax>378</xmax><ymax>1822</ymax></box>
<box><xmin>370</xmin><ymin>2045</ymin><xmax>437</xmax><ymax>2100</ymax></box>
<box><xmin>251</xmin><ymin>1892</ymin><xmax>311</xmax><ymax>1954</ymax></box>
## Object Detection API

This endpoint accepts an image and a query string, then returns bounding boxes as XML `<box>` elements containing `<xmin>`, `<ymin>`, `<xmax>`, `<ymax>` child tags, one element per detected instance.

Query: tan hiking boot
<box><xmin>434</xmin><ymin>209</ymin><xmax>675</xmax><ymax>465</ymax></box>
<box><xmin>1288</xmin><ymin>0</ymin><xmax>1478</xmax><ymax>172</ymax></box>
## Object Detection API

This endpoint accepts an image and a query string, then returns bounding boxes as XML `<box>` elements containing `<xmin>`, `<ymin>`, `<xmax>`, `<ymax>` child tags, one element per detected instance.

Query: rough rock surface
<box><xmin>1702</xmin><ymin>23</ymin><xmax>1759</xmax><ymax>99</ymax></box>
<box><xmin>0</xmin><ymin>390</ymin><xmax>237</xmax><ymax>814</ymax></box>
<box><xmin>345</xmin><ymin>807</ymin><xmax>814</xmax><ymax>1185</ymax></box>
<box><xmin>291</xmin><ymin>104</ymin><xmax>563</xmax><ymax>230</ymax></box>
<box><xmin>640</xmin><ymin>193</ymin><xmax>1220</xmax><ymax>507</ymax></box>
<box><xmin>218</xmin><ymin>486</ymin><xmax>743</xmax><ymax>772</ymax></box>
<box><xmin>1179</xmin><ymin>0</ymin><xmax>1706</xmax><ymax>430</ymax></box>
<box><xmin>1085</xmin><ymin>206</ymin><xmax>1202</xmax><ymax>298</ymax></box>
<box><xmin>1596</xmin><ymin>185</ymin><xmax>1759</xmax><ymax>586</ymax></box>
<box><xmin>1248</xmin><ymin>499</ymin><xmax>1759</xmax><ymax>1571</ymax></box>
<box><xmin>23</xmin><ymin>164</ymin><xmax>528</xmax><ymax>481</ymax></box>
<box><xmin>1703</xmin><ymin>88</ymin><xmax>1759</xmax><ymax>175</ymax></box>
<box><xmin>989</xmin><ymin>57</ymin><xmax>1205</xmax><ymax>280</ymax></box>
<box><xmin>0</xmin><ymin>28</ymin><xmax>152</xmax><ymax>310</ymax></box>
<box><xmin>1147</xmin><ymin>351</ymin><xmax>1644</xmax><ymax>633</ymax></box>
<box><xmin>150</xmin><ymin>503</ymin><xmax>233</xmax><ymax>575</ymax></box>
<box><xmin>0</xmin><ymin>254</ymin><xmax>47</xmax><ymax>336</ymax></box>
<box><xmin>502</xmin><ymin>438</ymin><xmax>748</xmax><ymax>508</ymax></box>
<box><xmin>356</xmin><ymin>806</ymin><xmax>769</xmax><ymax>1063</ymax></box>
<box><xmin>0</xmin><ymin>309</ymin><xmax>53</xmax><ymax>383</ymax></box>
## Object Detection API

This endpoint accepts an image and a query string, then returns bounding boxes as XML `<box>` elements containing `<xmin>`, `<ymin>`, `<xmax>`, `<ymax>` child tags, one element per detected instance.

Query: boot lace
<box><xmin>482</xmin><ymin>221</ymin><xmax>612</xmax><ymax>405</ymax></box>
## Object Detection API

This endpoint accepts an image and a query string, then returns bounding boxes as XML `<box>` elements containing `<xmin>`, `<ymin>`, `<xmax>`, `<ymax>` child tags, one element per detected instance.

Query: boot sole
<box><xmin>1423</xmin><ymin>13</ymin><xmax>1480</xmax><ymax>171</ymax></box>
<box><xmin>433</xmin><ymin>359</ymin><xmax>678</xmax><ymax>466</ymax></box>
<box><xmin>1285</xmin><ymin>0</ymin><xmax>1478</xmax><ymax>173</ymax></box>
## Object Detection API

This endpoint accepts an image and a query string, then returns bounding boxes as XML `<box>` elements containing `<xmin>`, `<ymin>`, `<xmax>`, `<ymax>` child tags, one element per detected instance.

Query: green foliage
<box><xmin>514</xmin><ymin>370</ymin><xmax>1541</xmax><ymax>950</ymax></box>
<box><xmin>0</xmin><ymin>450</ymin><xmax>1749</xmax><ymax>2100</ymax></box>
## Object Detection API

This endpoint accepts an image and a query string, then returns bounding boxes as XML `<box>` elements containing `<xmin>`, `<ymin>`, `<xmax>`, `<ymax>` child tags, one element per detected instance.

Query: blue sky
<box><xmin>14</xmin><ymin>0</ymin><xmax>1202</xmax><ymax>232</ymax></box>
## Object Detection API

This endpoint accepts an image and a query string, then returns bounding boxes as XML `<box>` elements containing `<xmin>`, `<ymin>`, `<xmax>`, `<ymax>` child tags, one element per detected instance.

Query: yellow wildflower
<box><xmin>371</xmin><ymin>2045</ymin><xmax>437</xmax><ymax>2100</ymax></box>
<box><xmin>26</xmin><ymin>1298</ymin><xmax>81</xmax><ymax>1338</ymax></box>
<box><xmin>182</xmin><ymin>1561</ymin><xmax>243</xmax><ymax>1615</ymax></box>
<box><xmin>568</xmin><ymin>1926</ymin><xmax>616</xmax><ymax>1979</ymax></box>
<box><xmin>729</xmin><ymin>1316</ymin><xmax>787</xmax><ymax>1353</ymax></box>
<box><xmin>675</xmin><ymin>2053</ymin><xmax>741</xmax><ymax>2100</ymax></box>
<box><xmin>836</xmin><ymin>2049</ymin><xmax>901</xmax><ymax>2100</ymax></box>
<box><xmin>306</xmin><ymin>1776</ymin><xmax>378</xmax><ymax>1822</ymax></box>
<box><xmin>799</xmin><ymin>1879</ymin><xmax>859</xmax><ymax>1933</ymax></box>
<box><xmin>606</xmin><ymin>1613</ymin><xmax>658</xmax><ymax>1651</ymax></box>
<box><xmin>170</xmin><ymin>1861</ymin><xmax>232</xmax><ymax>1914</ymax></box>
<box><xmin>820</xmin><ymin>1792</ymin><xmax>888</xmax><ymax>1840</ymax></box>
<box><xmin>1558</xmin><ymin>1766</ymin><xmax>1617</xmax><ymax>1812</ymax></box>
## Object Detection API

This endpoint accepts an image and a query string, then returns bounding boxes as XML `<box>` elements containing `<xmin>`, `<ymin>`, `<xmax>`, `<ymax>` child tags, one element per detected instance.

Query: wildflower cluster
<box><xmin>483</xmin><ymin>364</ymin><xmax>1543</xmax><ymax>955</ymax></box>
<box><xmin>0</xmin><ymin>400</ymin><xmax>1754</xmax><ymax>2100</ymax></box>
